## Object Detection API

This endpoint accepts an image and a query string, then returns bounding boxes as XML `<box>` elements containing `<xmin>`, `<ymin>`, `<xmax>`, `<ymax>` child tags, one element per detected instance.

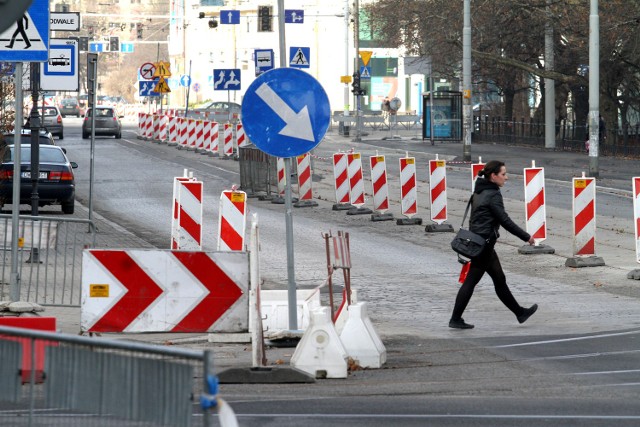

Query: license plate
<box><xmin>21</xmin><ymin>172</ymin><xmax>48</xmax><ymax>179</ymax></box>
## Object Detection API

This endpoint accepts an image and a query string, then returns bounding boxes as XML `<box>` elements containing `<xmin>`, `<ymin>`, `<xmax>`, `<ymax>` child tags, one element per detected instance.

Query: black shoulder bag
<box><xmin>451</xmin><ymin>194</ymin><xmax>489</xmax><ymax>262</ymax></box>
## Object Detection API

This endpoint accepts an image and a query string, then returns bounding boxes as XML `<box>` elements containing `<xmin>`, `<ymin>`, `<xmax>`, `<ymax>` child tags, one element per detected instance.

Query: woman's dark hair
<box><xmin>478</xmin><ymin>160</ymin><xmax>505</xmax><ymax>178</ymax></box>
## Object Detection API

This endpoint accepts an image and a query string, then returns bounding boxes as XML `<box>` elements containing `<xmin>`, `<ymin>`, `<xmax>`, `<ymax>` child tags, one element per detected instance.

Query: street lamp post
<box><xmin>462</xmin><ymin>0</ymin><xmax>472</xmax><ymax>161</ymax></box>
<box><xmin>588</xmin><ymin>0</ymin><xmax>600</xmax><ymax>178</ymax></box>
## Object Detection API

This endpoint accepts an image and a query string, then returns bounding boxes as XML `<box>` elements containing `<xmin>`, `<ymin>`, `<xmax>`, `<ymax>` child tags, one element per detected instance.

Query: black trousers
<box><xmin>451</xmin><ymin>247</ymin><xmax>524</xmax><ymax>320</ymax></box>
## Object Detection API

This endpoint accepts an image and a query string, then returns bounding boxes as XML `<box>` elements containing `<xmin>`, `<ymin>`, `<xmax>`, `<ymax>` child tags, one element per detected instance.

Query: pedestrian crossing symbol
<box><xmin>289</xmin><ymin>47</ymin><xmax>310</xmax><ymax>69</ymax></box>
<box><xmin>360</xmin><ymin>66</ymin><xmax>371</xmax><ymax>79</ymax></box>
<box><xmin>0</xmin><ymin>0</ymin><xmax>50</xmax><ymax>62</ymax></box>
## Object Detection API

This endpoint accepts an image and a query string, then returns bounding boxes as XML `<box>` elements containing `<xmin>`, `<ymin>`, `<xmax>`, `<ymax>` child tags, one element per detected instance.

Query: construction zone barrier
<box><xmin>339</xmin><ymin>302</ymin><xmax>386</xmax><ymax>369</ymax></box>
<box><xmin>471</xmin><ymin>157</ymin><xmax>484</xmax><ymax>191</ymax></box>
<box><xmin>201</xmin><ymin>120</ymin><xmax>211</xmax><ymax>153</ymax></box>
<box><xmin>195</xmin><ymin>120</ymin><xmax>205</xmax><ymax>152</ymax></box>
<box><xmin>294</xmin><ymin>153</ymin><xmax>318</xmax><ymax>208</ymax></box>
<box><xmin>397</xmin><ymin>153</ymin><xmax>422</xmax><ymax>225</ymax></box>
<box><xmin>332</xmin><ymin>152</ymin><xmax>351</xmax><ymax>210</ymax></box>
<box><xmin>369</xmin><ymin>153</ymin><xmax>393</xmax><ymax>221</ymax></box>
<box><xmin>174</xmin><ymin>177</ymin><xmax>203</xmax><ymax>250</ymax></box>
<box><xmin>425</xmin><ymin>156</ymin><xmax>453</xmax><ymax>232</ymax></box>
<box><xmin>209</xmin><ymin>121</ymin><xmax>220</xmax><ymax>155</ymax></box>
<box><xmin>237</xmin><ymin>123</ymin><xmax>248</xmax><ymax>148</ymax></box>
<box><xmin>566</xmin><ymin>172</ymin><xmax>604</xmax><ymax>267</ymax></box>
<box><xmin>629</xmin><ymin>178</ymin><xmax>640</xmax><ymax>279</ymax></box>
<box><xmin>223</xmin><ymin>123</ymin><xmax>234</xmax><ymax>158</ymax></box>
<box><xmin>346</xmin><ymin>152</ymin><xmax>372</xmax><ymax>215</ymax></box>
<box><xmin>520</xmin><ymin>161</ymin><xmax>555</xmax><ymax>254</ymax></box>
<box><xmin>218</xmin><ymin>190</ymin><xmax>247</xmax><ymax>251</ymax></box>
<box><xmin>290</xmin><ymin>307</ymin><xmax>349</xmax><ymax>379</ymax></box>
<box><xmin>276</xmin><ymin>157</ymin><xmax>286</xmax><ymax>201</ymax></box>
<box><xmin>168</xmin><ymin>115</ymin><xmax>178</xmax><ymax>146</ymax></box>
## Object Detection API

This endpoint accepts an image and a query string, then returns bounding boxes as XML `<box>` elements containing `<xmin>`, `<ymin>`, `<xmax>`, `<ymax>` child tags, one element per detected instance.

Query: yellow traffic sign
<box><xmin>340</xmin><ymin>75</ymin><xmax>352</xmax><ymax>84</ymax></box>
<box><xmin>154</xmin><ymin>76</ymin><xmax>171</xmax><ymax>93</ymax></box>
<box><xmin>153</xmin><ymin>61</ymin><xmax>171</xmax><ymax>77</ymax></box>
<box><xmin>360</xmin><ymin>51</ymin><xmax>373</xmax><ymax>66</ymax></box>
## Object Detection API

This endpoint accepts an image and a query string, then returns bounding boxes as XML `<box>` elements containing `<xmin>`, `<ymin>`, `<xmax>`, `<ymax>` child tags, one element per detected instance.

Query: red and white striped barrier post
<box><xmin>144</xmin><ymin>113</ymin><xmax>154</xmax><ymax>139</ymax></box>
<box><xmin>236</xmin><ymin>123</ymin><xmax>248</xmax><ymax>148</ymax></box>
<box><xmin>209</xmin><ymin>122</ymin><xmax>219</xmax><ymax>156</ymax></box>
<box><xmin>187</xmin><ymin>118</ymin><xmax>197</xmax><ymax>150</ymax></box>
<box><xmin>294</xmin><ymin>153</ymin><xmax>318</xmax><ymax>208</ymax></box>
<box><xmin>137</xmin><ymin>112</ymin><xmax>145</xmax><ymax>138</ymax></box>
<box><xmin>152</xmin><ymin>114</ymin><xmax>160</xmax><ymax>142</ymax></box>
<box><xmin>223</xmin><ymin>123</ymin><xmax>234</xmax><ymax>158</ymax></box>
<box><xmin>332</xmin><ymin>152</ymin><xmax>352</xmax><ymax>210</ymax></box>
<box><xmin>397</xmin><ymin>153</ymin><xmax>422</xmax><ymax>225</ymax></box>
<box><xmin>346</xmin><ymin>152</ymin><xmax>372</xmax><ymax>215</ymax></box>
<box><xmin>425</xmin><ymin>155</ymin><xmax>453</xmax><ymax>232</ymax></box>
<box><xmin>178</xmin><ymin>117</ymin><xmax>189</xmax><ymax>149</ymax></box>
<box><xmin>171</xmin><ymin>170</ymin><xmax>192</xmax><ymax>249</ymax></box>
<box><xmin>519</xmin><ymin>161</ymin><xmax>554</xmax><ymax>254</ymax></box>
<box><xmin>167</xmin><ymin>115</ymin><xmax>178</xmax><ymax>146</ymax></box>
<box><xmin>471</xmin><ymin>156</ymin><xmax>484</xmax><ymax>191</ymax></box>
<box><xmin>630</xmin><ymin>178</ymin><xmax>640</xmax><ymax>278</ymax></box>
<box><xmin>369</xmin><ymin>153</ymin><xmax>393</xmax><ymax>221</ymax></box>
<box><xmin>271</xmin><ymin>157</ymin><xmax>286</xmax><ymax>204</ymax></box>
<box><xmin>218</xmin><ymin>189</ymin><xmax>247</xmax><ymax>251</ymax></box>
<box><xmin>566</xmin><ymin>172</ymin><xmax>604</xmax><ymax>267</ymax></box>
<box><xmin>200</xmin><ymin>120</ymin><xmax>211</xmax><ymax>153</ymax></box>
<box><xmin>172</xmin><ymin>175</ymin><xmax>203</xmax><ymax>250</ymax></box>
<box><xmin>195</xmin><ymin>119</ymin><xmax>205</xmax><ymax>152</ymax></box>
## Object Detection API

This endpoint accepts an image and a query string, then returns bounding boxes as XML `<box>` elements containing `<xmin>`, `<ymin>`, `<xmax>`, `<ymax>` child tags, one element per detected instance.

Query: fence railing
<box><xmin>0</xmin><ymin>325</ymin><xmax>224</xmax><ymax>427</ymax></box>
<box><xmin>473</xmin><ymin>116</ymin><xmax>640</xmax><ymax>158</ymax></box>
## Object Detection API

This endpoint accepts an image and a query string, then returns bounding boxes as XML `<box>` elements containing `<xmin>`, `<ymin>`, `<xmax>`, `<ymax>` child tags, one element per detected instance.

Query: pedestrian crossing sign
<box><xmin>360</xmin><ymin>66</ymin><xmax>371</xmax><ymax>79</ymax></box>
<box><xmin>0</xmin><ymin>0</ymin><xmax>50</xmax><ymax>62</ymax></box>
<box><xmin>289</xmin><ymin>46</ymin><xmax>310</xmax><ymax>69</ymax></box>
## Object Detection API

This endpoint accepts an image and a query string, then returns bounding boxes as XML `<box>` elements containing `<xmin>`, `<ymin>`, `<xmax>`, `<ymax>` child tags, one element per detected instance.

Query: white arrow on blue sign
<box><xmin>0</xmin><ymin>0</ymin><xmax>50</xmax><ymax>62</ymax></box>
<box><xmin>180</xmin><ymin>74</ymin><xmax>191</xmax><ymax>87</ymax></box>
<box><xmin>89</xmin><ymin>42</ymin><xmax>105</xmax><ymax>53</ymax></box>
<box><xmin>220</xmin><ymin>10</ymin><xmax>240</xmax><ymax>24</ymax></box>
<box><xmin>139</xmin><ymin>80</ymin><xmax>159</xmax><ymax>97</ymax></box>
<box><xmin>121</xmin><ymin>42</ymin><xmax>134</xmax><ymax>53</ymax></box>
<box><xmin>285</xmin><ymin>10</ymin><xmax>304</xmax><ymax>23</ymax></box>
<box><xmin>213</xmin><ymin>69</ymin><xmax>241</xmax><ymax>91</ymax></box>
<box><xmin>241</xmin><ymin>68</ymin><xmax>330</xmax><ymax>158</ymax></box>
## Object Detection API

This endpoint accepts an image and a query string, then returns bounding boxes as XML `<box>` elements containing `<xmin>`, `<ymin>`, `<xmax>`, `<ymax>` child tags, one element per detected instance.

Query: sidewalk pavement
<box><xmin>26</xmin><ymin>125</ymin><xmax>640</xmax><ymax>373</ymax></box>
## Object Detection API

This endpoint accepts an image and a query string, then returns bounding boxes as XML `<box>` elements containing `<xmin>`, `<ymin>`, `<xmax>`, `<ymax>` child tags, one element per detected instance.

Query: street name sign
<box><xmin>50</xmin><ymin>12</ymin><xmax>80</xmax><ymax>31</ymax></box>
<box><xmin>241</xmin><ymin>68</ymin><xmax>330</xmax><ymax>158</ymax></box>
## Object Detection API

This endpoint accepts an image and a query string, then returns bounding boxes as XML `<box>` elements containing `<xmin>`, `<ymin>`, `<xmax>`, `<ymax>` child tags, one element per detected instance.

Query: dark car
<box><xmin>0</xmin><ymin>144</ymin><xmax>77</xmax><ymax>214</ymax></box>
<box><xmin>1</xmin><ymin>130</ymin><xmax>56</xmax><ymax>148</ymax></box>
<box><xmin>59</xmin><ymin>98</ymin><xmax>83</xmax><ymax>118</ymax></box>
<box><xmin>82</xmin><ymin>106</ymin><xmax>122</xmax><ymax>139</ymax></box>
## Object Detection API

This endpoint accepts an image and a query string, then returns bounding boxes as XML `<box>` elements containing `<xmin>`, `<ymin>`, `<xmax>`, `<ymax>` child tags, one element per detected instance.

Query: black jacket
<box><xmin>469</xmin><ymin>178</ymin><xmax>530</xmax><ymax>243</ymax></box>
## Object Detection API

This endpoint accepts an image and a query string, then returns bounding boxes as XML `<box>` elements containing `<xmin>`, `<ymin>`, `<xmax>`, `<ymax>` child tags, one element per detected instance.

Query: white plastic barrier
<box><xmin>255</xmin><ymin>289</ymin><xmax>321</xmax><ymax>334</ymax></box>
<box><xmin>339</xmin><ymin>302</ymin><xmax>386</xmax><ymax>369</ymax></box>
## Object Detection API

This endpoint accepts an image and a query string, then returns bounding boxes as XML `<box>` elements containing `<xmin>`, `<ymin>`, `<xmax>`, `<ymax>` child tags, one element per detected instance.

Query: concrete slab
<box><xmin>425</xmin><ymin>223</ymin><xmax>454</xmax><ymax>233</ymax></box>
<box><xmin>294</xmin><ymin>200</ymin><xmax>317</xmax><ymax>208</ymax></box>
<box><xmin>217</xmin><ymin>366</ymin><xmax>315</xmax><ymax>384</ymax></box>
<box><xmin>347</xmin><ymin>207</ymin><xmax>373</xmax><ymax>215</ymax></box>
<box><xmin>397</xmin><ymin>217</ymin><xmax>423</xmax><ymax>226</ymax></box>
<box><xmin>565</xmin><ymin>256</ymin><xmax>606</xmax><ymax>268</ymax></box>
<box><xmin>371</xmin><ymin>212</ymin><xmax>394</xmax><ymax>222</ymax></box>
<box><xmin>518</xmin><ymin>244</ymin><xmax>556</xmax><ymax>255</ymax></box>
<box><xmin>332</xmin><ymin>203</ymin><xmax>353</xmax><ymax>211</ymax></box>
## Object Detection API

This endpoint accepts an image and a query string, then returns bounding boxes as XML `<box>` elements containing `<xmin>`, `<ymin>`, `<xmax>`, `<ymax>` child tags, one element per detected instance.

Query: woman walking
<box><xmin>450</xmin><ymin>160</ymin><xmax>538</xmax><ymax>329</ymax></box>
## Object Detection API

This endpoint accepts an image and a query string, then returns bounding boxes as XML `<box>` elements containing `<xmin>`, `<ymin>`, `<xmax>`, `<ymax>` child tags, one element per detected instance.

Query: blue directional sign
<box><xmin>89</xmin><ymin>42</ymin><xmax>105</xmax><ymax>53</ymax></box>
<box><xmin>254</xmin><ymin>49</ymin><xmax>274</xmax><ymax>76</ymax></box>
<box><xmin>241</xmin><ymin>68</ymin><xmax>330</xmax><ymax>158</ymax></box>
<box><xmin>180</xmin><ymin>74</ymin><xmax>191</xmax><ymax>87</ymax></box>
<box><xmin>289</xmin><ymin>47</ymin><xmax>310</xmax><ymax>69</ymax></box>
<box><xmin>139</xmin><ymin>80</ymin><xmax>160</xmax><ymax>97</ymax></box>
<box><xmin>213</xmin><ymin>68</ymin><xmax>241</xmax><ymax>91</ymax></box>
<box><xmin>0</xmin><ymin>0</ymin><xmax>50</xmax><ymax>62</ymax></box>
<box><xmin>220</xmin><ymin>10</ymin><xmax>240</xmax><ymax>24</ymax></box>
<box><xmin>285</xmin><ymin>10</ymin><xmax>304</xmax><ymax>24</ymax></box>
<box><xmin>121</xmin><ymin>42</ymin><xmax>134</xmax><ymax>53</ymax></box>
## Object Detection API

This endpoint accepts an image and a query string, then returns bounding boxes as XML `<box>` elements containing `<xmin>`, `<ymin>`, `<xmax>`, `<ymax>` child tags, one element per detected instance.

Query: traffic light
<box><xmin>109</xmin><ymin>36</ymin><xmax>120</xmax><ymax>52</ymax></box>
<box><xmin>351</xmin><ymin>72</ymin><xmax>360</xmax><ymax>95</ymax></box>
<box><xmin>79</xmin><ymin>36</ymin><xmax>89</xmax><ymax>52</ymax></box>
<box><xmin>136</xmin><ymin>23</ymin><xmax>143</xmax><ymax>39</ymax></box>
<box><xmin>258</xmin><ymin>6</ymin><xmax>272</xmax><ymax>32</ymax></box>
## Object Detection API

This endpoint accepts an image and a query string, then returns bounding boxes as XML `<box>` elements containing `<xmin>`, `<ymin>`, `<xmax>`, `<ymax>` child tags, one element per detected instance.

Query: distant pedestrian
<box><xmin>449</xmin><ymin>160</ymin><xmax>538</xmax><ymax>329</ymax></box>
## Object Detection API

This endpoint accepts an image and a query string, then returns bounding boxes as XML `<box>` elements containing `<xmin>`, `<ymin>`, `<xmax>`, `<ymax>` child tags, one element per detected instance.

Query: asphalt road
<box><xmin>47</xmin><ymin>119</ymin><xmax>640</xmax><ymax>426</ymax></box>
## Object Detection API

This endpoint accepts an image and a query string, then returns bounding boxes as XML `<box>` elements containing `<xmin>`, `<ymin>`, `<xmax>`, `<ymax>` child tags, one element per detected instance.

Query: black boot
<box><xmin>449</xmin><ymin>318</ymin><xmax>474</xmax><ymax>329</ymax></box>
<box><xmin>517</xmin><ymin>304</ymin><xmax>538</xmax><ymax>324</ymax></box>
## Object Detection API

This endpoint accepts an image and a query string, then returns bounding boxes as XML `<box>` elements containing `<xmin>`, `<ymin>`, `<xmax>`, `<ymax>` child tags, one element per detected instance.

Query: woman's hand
<box><xmin>528</xmin><ymin>236</ymin><xmax>535</xmax><ymax>245</ymax></box>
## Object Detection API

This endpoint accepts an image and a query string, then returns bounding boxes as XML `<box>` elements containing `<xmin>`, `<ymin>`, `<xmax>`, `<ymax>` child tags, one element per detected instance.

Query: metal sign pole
<box><xmin>87</xmin><ymin>53</ymin><xmax>98</xmax><ymax>227</ymax></box>
<box><xmin>10</xmin><ymin>62</ymin><xmax>24</xmax><ymax>302</ymax></box>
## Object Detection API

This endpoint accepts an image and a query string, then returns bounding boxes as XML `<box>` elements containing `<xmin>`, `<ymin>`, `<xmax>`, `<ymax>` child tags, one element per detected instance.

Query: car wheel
<box><xmin>115</xmin><ymin>132</ymin><xmax>121</xmax><ymax>139</ymax></box>
<box><xmin>62</xmin><ymin>201</ymin><xmax>74</xmax><ymax>214</ymax></box>
<box><xmin>59</xmin><ymin>133</ymin><xmax>64</xmax><ymax>140</ymax></box>
<box><xmin>82</xmin><ymin>132</ymin><xmax>89</xmax><ymax>139</ymax></box>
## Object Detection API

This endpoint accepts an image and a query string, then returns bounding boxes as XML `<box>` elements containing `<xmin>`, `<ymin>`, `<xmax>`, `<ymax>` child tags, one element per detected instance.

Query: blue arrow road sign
<box><xmin>285</xmin><ymin>10</ymin><xmax>304</xmax><ymax>23</ymax></box>
<box><xmin>180</xmin><ymin>74</ymin><xmax>191</xmax><ymax>87</ymax></box>
<box><xmin>241</xmin><ymin>68</ymin><xmax>330</xmax><ymax>158</ymax></box>
<box><xmin>213</xmin><ymin>68</ymin><xmax>241</xmax><ymax>91</ymax></box>
<box><xmin>139</xmin><ymin>80</ymin><xmax>159</xmax><ymax>97</ymax></box>
<box><xmin>121</xmin><ymin>42</ymin><xmax>134</xmax><ymax>53</ymax></box>
<box><xmin>220</xmin><ymin>10</ymin><xmax>240</xmax><ymax>24</ymax></box>
<box><xmin>89</xmin><ymin>42</ymin><xmax>105</xmax><ymax>53</ymax></box>
<box><xmin>0</xmin><ymin>0</ymin><xmax>50</xmax><ymax>62</ymax></box>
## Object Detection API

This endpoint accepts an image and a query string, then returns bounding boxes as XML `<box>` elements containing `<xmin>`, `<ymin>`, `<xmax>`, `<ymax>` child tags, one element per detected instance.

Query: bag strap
<box><xmin>460</xmin><ymin>194</ymin><xmax>474</xmax><ymax>228</ymax></box>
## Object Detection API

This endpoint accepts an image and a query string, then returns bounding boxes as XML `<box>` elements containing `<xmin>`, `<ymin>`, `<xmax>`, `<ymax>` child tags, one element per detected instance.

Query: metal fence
<box><xmin>238</xmin><ymin>144</ymin><xmax>279</xmax><ymax>198</ymax></box>
<box><xmin>0</xmin><ymin>325</ymin><xmax>223</xmax><ymax>427</ymax></box>
<box><xmin>473</xmin><ymin>115</ymin><xmax>640</xmax><ymax>158</ymax></box>
<box><xmin>0</xmin><ymin>214</ymin><xmax>96</xmax><ymax>307</ymax></box>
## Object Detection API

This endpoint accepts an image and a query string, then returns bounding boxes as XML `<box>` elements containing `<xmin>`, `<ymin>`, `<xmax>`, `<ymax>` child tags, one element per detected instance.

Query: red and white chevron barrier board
<box><xmin>201</xmin><ymin>120</ymin><xmax>211</xmax><ymax>152</ymax></box>
<box><xmin>178</xmin><ymin>117</ymin><xmax>188</xmax><ymax>148</ymax></box>
<box><xmin>633</xmin><ymin>178</ymin><xmax>640</xmax><ymax>262</ymax></box>
<box><xmin>429</xmin><ymin>158</ymin><xmax>448</xmax><ymax>224</ymax></box>
<box><xmin>81</xmin><ymin>250</ymin><xmax>248</xmax><ymax>333</ymax></box>
<box><xmin>209</xmin><ymin>122</ymin><xmax>219</xmax><ymax>154</ymax></box>
<box><xmin>399</xmin><ymin>156</ymin><xmax>418</xmax><ymax>218</ymax></box>
<box><xmin>194</xmin><ymin>120</ymin><xmax>204</xmax><ymax>151</ymax></box>
<box><xmin>223</xmin><ymin>123</ymin><xmax>234</xmax><ymax>157</ymax></box>
<box><xmin>471</xmin><ymin>157</ymin><xmax>485</xmax><ymax>191</ymax></box>
<box><xmin>187</xmin><ymin>118</ymin><xmax>197</xmax><ymax>149</ymax></box>
<box><xmin>236</xmin><ymin>123</ymin><xmax>248</xmax><ymax>148</ymax></box>
<box><xmin>296</xmin><ymin>153</ymin><xmax>313</xmax><ymax>200</ymax></box>
<box><xmin>171</xmin><ymin>175</ymin><xmax>193</xmax><ymax>249</ymax></box>
<box><xmin>347</xmin><ymin>152</ymin><xmax>366</xmax><ymax>207</ymax></box>
<box><xmin>277</xmin><ymin>157</ymin><xmax>286</xmax><ymax>196</ymax></box>
<box><xmin>218</xmin><ymin>190</ymin><xmax>247</xmax><ymax>251</ymax></box>
<box><xmin>369</xmin><ymin>155</ymin><xmax>389</xmax><ymax>213</ymax></box>
<box><xmin>176</xmin><ymin>180</ymin><xmax>203</xmax><ymax>250</ymax></box>
<box><xmin>332</xmin><ymin>153</ymin><xmax>350</xmax><ymax>205</ymax></box>
<box><xmin>572</xmin><ymin>175</ymin><xmax>596</xmax><ymax>256</ymax></box>
<box><xmin>524</xmin><ymin>164</ymin><xmax>547</xmax><ymax>242</ymax></box>
<box><xmin>168</xmin><ymin>116</ymin><xmax>178</xmax><ymax>144</ymax></box>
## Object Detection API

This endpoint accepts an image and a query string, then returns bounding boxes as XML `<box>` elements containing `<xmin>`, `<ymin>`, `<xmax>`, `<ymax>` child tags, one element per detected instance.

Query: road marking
<box><xmin>228</xmin><ymin>413</ymin><xmax>640</xmax><ymax>420</ymax></box>
<box><xmin>492</xmin><ymin>328</ymin><xmax>640</xmax><ymax>348</ymax></box>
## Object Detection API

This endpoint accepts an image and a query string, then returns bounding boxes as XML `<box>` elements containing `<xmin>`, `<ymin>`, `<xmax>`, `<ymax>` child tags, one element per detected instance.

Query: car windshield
<box><xmin>87</xmin><ymin>109</ymin><xmax>114</xmax><ymax>117</ymax></box>
<box><xmin>4</xmin><ymin>146</ymin><xmax>66</xmax><ymax>163</ymax></box>
<box><xmin>42</xmin><ymin>108</ymin><xmax>58</xmax><ymax>116</ymax></box>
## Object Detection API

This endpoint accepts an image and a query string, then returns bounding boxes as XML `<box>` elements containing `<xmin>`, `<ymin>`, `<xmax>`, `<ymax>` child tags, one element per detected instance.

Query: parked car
<box><xmin>82</xmin><ymin>106</ymin><xmax>122</xmax><ymax>139</ymax></box>
<box><xmin>59</xmin><ymin>98</ymin><xmax>83</xmax><ymax>118</ymax></box>
<box><xmin>0</xmin><ymin>144</ymin><xmax>77</xmax><ymax>214</ymax></box>
<box><xmin>190</xmin><ymin>101</ymin><xmax>241</xmax><ymax>123</ymax></box>
<box><xmin>31</xmin><ymin>106</ymin><xmax>64</xmax><ymax>139</ymax></box>
<box><xmin>1</xmin><ymin>129</ymin><xmax>56</xmax><ymax>148</ymax></box>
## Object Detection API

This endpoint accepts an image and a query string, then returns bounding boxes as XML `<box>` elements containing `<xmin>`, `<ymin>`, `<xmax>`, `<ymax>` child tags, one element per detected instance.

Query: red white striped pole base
<box><xmin>271</xmin><ymin>157</ymin><xmax>286</xmax><ymax>205</ymax></box>
<box><xmin>629</xmin><ymin>177</ymin><xmax>640</xmax><ymax>279</ymax></box>
<box><xmin>518</xmin><ymin>160</ymin><xmax>555</xmax><ymax>255</ymax></box>
<box><xmin>369</xmin><ymin>153</ymin><xmax>394</xmax><ymax>221</ymax></box>
<box><xmin>565</xmin><ymin>172</ymin><xmax>605</xmax><ymax>268</ymax></box>
<box><xmin>425</xmin><ymin>155</ymin><xmax>454</xmax><ymax>232</ymax></box>
<box><xmin>346</xmin><ymin>152</ymin><xmax>373</xmax><ymax>216</ymax></box>
<box><xmin>397</xmin><ymin>153</ymin><xmax>422</xmax><ymax>225</ymax></box>
<box><xmin>293</xmin><ymin>153</ymin><xmax>318</xmax><ymax>208</ymax></box>
<box><xmin>332</xmin><ymin>152</ymin><xmax>353</xmax><ymax>211</ymax></box>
